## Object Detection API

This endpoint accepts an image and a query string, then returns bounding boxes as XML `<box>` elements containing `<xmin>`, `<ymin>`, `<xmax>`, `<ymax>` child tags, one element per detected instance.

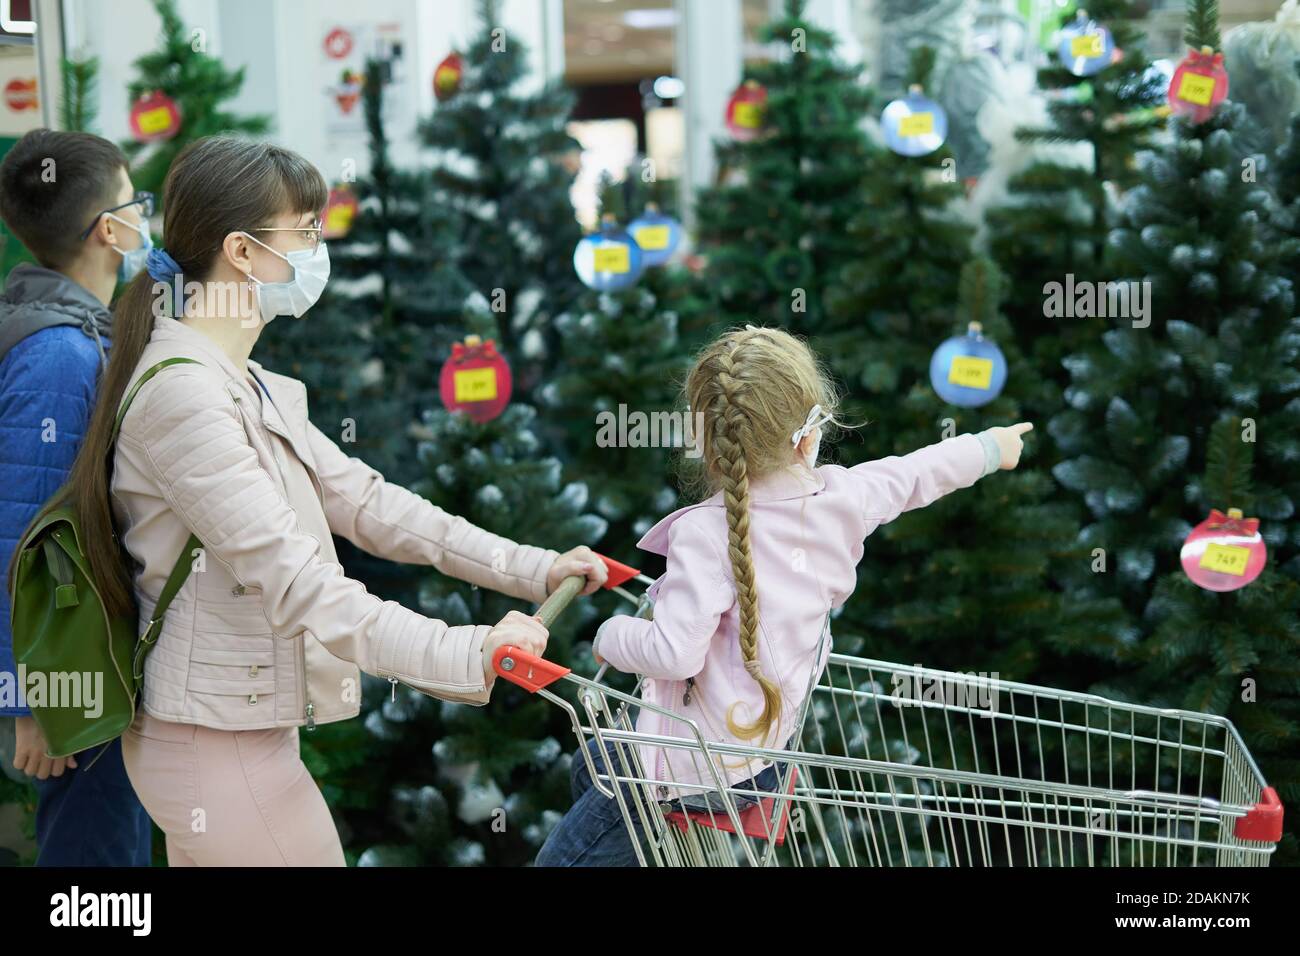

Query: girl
<box><xmin>535</xmin><ymin>326</ymin><xmax>1030</xmax><ymax>866</ymax></box>
<box><xmin>53</xmin><ymin>136</ymin><xmax>606</xmax><ymax>865</ymax></box>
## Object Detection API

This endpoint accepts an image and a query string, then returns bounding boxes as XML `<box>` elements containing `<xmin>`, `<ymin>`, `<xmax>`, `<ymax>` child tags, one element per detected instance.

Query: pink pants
<box><xmin>121</xmin><ymin>709</ymin><xmax>345</xmax><ymax>866</ymax></box>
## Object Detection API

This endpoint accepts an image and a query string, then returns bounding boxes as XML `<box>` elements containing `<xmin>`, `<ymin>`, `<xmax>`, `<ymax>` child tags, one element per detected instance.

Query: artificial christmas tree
<box><xmin>822</xmin><ymin>46</ymin><xmax>973</xmax><ymax>410</ymax></box>
<box><xmin>259</xmin><ymin>58</ymin><xmax>476</xmax><ymax>488</ymax></box>
<box><xmin>1048</xmin><ymin>0</ymin><xmax>1300</xmax><ymax>860</ymax></box>
<box><xmin>539</xmin><ymin>173</ymin><xmax>700</xmax><ymax>565</ymax></box>
<box><xmin>984</xmin><ymin>0</ymin><xmax>1166</xmax><ymax>374</ymax></box>
<box><xmin>344</xmin><ymin>402</ymin><xmax>606</xmax><ymax>866</ymax></box>
<box><xmin>123</xmin><ymin>0</ymin><xmax>270</xmax><ymax>198</ymax></box>
<box><xmin>828</xmin><ymin>258</ymin><xmax>1082</xmax><ymax>681</ymax></box>
<box><xmin>693</xmin><ymin>0</ymin><xmax>875</xmax><ymax>338</ymax></box>
<box><xmin>419</xmin><ymin>0</ymin><xmax>584</xmax><ymax>397</ymax></box>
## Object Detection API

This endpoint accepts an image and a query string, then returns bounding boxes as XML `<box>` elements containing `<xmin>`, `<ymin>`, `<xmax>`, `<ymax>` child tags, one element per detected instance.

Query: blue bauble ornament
<box><xmin>929</xmin><ymin>321</ymin><xmax>1007</xmax><ymax>408</ymax></box>
<box><xmin>1056</xmin><ymin>12</ymin><xmax>1114</xmax><ymax>78</ymax></box>
<box><xmin>627</xmin><ymin>204</ymin><xmax>682</xmax><ymax>268</ymax></box>
<box><xmin>881</xmin><ymin>85</ymin><xmax>948</xmax><ymax>157</ymax></box>
<box><xmin>574</xmin><ymin>214</ymin><xmax>644</xmax><ymax>292</ymax></box>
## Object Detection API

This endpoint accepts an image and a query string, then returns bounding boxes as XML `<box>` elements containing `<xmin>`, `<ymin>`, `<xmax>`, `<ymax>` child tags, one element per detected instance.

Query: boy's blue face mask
<box><xmin>105</xmin><ymin>212</ymin><xmax>153</xmax><ymax>282</ymax></box>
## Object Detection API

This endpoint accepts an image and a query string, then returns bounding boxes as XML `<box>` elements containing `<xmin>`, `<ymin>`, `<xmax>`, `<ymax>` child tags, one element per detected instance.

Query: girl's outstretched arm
<box><xmin>848</xmin><ymin>423</ymin><xmax>1031</xmax><ymax>528</ymax></box>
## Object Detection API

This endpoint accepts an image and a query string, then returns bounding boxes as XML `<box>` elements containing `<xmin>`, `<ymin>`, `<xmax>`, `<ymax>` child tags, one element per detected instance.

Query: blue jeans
<box><xmin>32</xmin><ymin>735</ymin><xmax>153</xmax><ymax>867</ymax></box>
<box><xmin>535</xmin><ymin>736</ymin><xmax>789</xmax><ymax>867</ymax></box>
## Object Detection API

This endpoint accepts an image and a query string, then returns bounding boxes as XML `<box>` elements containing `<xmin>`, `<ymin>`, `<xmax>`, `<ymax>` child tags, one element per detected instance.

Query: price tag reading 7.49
<box><xmin>1198</xmin><ymin>542</ymin><xmax>1250</xmax><ymax>576</ymax></box>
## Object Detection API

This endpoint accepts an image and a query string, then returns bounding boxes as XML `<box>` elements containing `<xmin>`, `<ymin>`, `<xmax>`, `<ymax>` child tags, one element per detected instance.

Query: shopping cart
<box><xmin>497</xmin><ymin>569</ymin><xmax>1284</xmax><ymax>867</ymax></box>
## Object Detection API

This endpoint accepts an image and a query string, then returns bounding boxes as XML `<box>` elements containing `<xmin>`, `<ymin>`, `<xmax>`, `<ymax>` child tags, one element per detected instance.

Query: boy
<box><xmin>0</xmin><ymin>129</ymin><xmax>153</xmax><ymax>866</ymax></box>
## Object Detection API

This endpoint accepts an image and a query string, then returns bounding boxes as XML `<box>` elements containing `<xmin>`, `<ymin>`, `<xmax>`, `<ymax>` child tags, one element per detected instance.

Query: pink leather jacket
<box><xmin>110</xmin><ymin>313</ymin><xmax>559</xmax><ymax>731</ymax></box>
<box><xmin>594</xmin><ymin>434</ymin><xmax>997</xmax><ymax>800</ymax></box>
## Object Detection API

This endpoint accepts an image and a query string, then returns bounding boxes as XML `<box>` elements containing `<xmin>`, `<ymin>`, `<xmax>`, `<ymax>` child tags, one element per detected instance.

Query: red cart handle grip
<box><xmin>1234</xmin><ymin>786</ymin><xmax>1283</xmax><ymax>843</ymax></box>
<box><xmin>493</xmin><ymin>644</ymin><xmax>569</xmax><ymax>693</ymax></box>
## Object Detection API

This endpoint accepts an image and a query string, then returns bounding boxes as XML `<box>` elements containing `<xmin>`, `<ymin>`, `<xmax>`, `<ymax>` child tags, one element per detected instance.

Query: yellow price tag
<box><xmin>435</xmin><ymin>66</ymin><xmax>460</xmax><ymax>93</ymax></box>
<box><xmin>898</xmin><ymin>112</ymin><xmax>934</xmax><ymax>138</ymax></box>
<box><xmin>453</xmin><ymin>367</ymin><xmax>498</xmax><ymax>403</ymax></box>
<box><xmin>633</xmin><ymin>225</ymin><xmax>671</xmax><ymax>251</ymax></box>
<box><xmin>1070</xmin><ymin>34</ymin><xmax>1103</xmax><ymax>59</ymax></box>
<box><xmin>138</xmin><ymin>106</ymin><xmax>174</xmax><ymax>135</ymax></box>
<box><xmin>325</xmin><ymin>204</ymin><xmax>355</xmax><ymax>235</ymax></box>
<box><xmin>593</xmin><ymin>245</ymin><xmax>630</xmax><ymax>274</ymax></box>
<box><xmin>733</xmin><ymin>102</ymin><xmax>763</xmax><ymax>128</ymax></box>
<box><xmin>1198</xmin><ymin>542</ymin><xmax>1250</xmax><ymax>576</ymax></box>
<box><xmin>948</xmin><ymin>356</ymin><xmax>994</xmax><ymax>390</ymax></box>
<box><xmin>1177</xmin><ymin>72</ymin><xmax>1216</xmax><ymax>107</ymax></box>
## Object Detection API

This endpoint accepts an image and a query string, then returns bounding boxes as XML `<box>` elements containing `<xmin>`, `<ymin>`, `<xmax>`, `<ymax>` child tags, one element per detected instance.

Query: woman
<box><xmin>57</xmin><ymin>136</ymin><xmax>606</xmax><ymax>865</ymax></box>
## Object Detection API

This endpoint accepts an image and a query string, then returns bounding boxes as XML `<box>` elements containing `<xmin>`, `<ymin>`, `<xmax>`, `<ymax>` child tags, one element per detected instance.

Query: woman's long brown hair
<box><xmin>7</xmin><ymin>136</ymin><xmax>326</xmax><ymax>618</ymax></box>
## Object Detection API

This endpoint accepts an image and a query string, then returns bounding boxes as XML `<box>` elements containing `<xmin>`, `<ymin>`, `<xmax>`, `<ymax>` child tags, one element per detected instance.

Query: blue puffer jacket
<box><xmin>0</xmin><ymin>264</ymin><xmax>112</xmax><ymax>717</ymax></box>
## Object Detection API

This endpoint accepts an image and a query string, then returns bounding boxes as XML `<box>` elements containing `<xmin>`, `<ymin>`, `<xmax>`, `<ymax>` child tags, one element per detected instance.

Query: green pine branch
<box><xmin>1183</xmin><ymin>0</ymin><xmax>1222</xmax><ymax>51</ymax></box>
<box><xmin>59</xmin><ymin>56</ymin><xmax>99</xmax><ymax>133</ymax></box>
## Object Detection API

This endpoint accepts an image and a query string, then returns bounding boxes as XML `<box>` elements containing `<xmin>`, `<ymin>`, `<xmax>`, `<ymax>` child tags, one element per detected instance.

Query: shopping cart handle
<box><xmin>596</xmin><ymin>553</ymin><xmax>641</xmax><ymax>589</ymax></box>
<box><xmin>493</xmin><ymin>644</ymin><xmax>570</xmax><ymax>693</ymax></box>
<box><xmin>537</xmin><ymin>573</ymin><xmax>587</xmax><ymax>629</ymax></box>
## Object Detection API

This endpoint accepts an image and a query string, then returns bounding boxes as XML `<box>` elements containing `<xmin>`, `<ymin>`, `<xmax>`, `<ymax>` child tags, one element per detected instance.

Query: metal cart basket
<box><xmin>497</xmin><ymin>574</ymin><xmax>1283</xmax><ymax>867</ymax></box>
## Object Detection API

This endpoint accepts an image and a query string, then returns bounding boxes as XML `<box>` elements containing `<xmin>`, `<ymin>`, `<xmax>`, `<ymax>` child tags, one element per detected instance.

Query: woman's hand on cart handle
<box><xmin>483</xmin><ymin>610</ymin><xmax>549</xmax><ymax>687</ymax></box>
<box><xmin>547</xmin><ymin>546</ymin><xmax>608</xmax><ymax>596</ymax></box>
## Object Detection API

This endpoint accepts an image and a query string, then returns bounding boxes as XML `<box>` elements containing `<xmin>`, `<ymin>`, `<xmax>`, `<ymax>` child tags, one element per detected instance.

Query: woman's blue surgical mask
<box><xmin>243</xmin><ymin>232</ymin><xmax>330</xmax><ymax>322</ymax></box>
<box><xmin>105</xmin><ymin>212</ymin><xmax>153</xmax><ymax>282</ymax></box>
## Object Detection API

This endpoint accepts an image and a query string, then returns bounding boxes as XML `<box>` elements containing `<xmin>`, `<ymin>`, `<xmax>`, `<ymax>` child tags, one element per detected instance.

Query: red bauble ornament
<box><xmin>322</xmin><ymin>185</ymin><xmax>359</xmax><ymax>240</ymax></box>
<box><xmin>1180</xmin><ymin>508</ymin><xmax>1267</xmax><ymax>592</ymax></box>
<box><xmin>725</xmin><ymin>80</ymin><xmax>767</xmax><ymax>141</ymax></box>
<box><xmin>439</xmin><ymin>336</ymin><xmax>511</xmax><ymax>423</ymax></box>
<box><xmin>1167</xmin><ymin>46</ymin><xmax>1229</xmax><ymax>124</ymax></box>
<box><xmin>434</xmin><ymin>52</ymin><xmax>464</xmax><ymax>102</ymax></box>
<box><xmin>129</xmin><ymin>90</ymin><xmax>182</xmax><ymax>143</ymax></box>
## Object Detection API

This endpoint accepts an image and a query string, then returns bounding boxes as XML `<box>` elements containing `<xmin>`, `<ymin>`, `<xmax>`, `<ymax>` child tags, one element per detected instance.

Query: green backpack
<box><xmin>8</xmin><ymin>357</ymin><xmax>203</xmax><ymax>760</ymax></box>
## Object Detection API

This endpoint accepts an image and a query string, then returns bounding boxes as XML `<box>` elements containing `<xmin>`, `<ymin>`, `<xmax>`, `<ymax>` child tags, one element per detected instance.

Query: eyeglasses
<box><xmin>80</xmin><ymin>191</ymin><xmax>154</xmax><ymax>241</ymax></box>
<box><xmin>249</xmin><ymin>219</ymin><xmax>324</xmax><ymax>252</ymax></box>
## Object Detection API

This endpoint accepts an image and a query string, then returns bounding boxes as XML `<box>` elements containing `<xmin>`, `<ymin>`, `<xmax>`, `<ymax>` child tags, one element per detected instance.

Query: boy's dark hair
<box><xmin>0</xmin><ymin>128</ymin><xmax>129</xmax><ymax>269</ymax></box>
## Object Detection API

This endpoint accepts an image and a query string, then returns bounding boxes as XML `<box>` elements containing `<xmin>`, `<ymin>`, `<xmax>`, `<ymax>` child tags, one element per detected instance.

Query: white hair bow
<box><xmin>791</xmin><ymin>404</ymin><xmax>832</xmax><ymax>446</ymax></box>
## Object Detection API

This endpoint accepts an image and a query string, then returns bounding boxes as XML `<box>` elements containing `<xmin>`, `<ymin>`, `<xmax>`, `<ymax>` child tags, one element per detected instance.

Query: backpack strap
<box><xmin>113</xmin><ymin>356</ymin><xmax>204</xmax><ymax>445</ymax></box>
<box><xmin>114</xmin><ymin>356</ymin><xmax>207</xmax><ymax>678</ymax></box>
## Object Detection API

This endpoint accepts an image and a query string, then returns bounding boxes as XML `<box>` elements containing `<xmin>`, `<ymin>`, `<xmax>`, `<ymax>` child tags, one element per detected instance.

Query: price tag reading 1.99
<box><xmin>947</xmin><ymin>356</ymin><xmax>994</xmax><ymax>390</ymax></box>
<box><xmin>453</xmin><ymin>367</ymin><xmax>498</xmax><ymax>403</ymax></box>
<box><xmin>1198</xmin><ymin>542</ymin><xmax>1250</xmax><ymax>576</ymax></box>
<box><xmin>1177</xmin><ymin>72</ymin><xmax>1216</xmax><ymax>106</ymax></box>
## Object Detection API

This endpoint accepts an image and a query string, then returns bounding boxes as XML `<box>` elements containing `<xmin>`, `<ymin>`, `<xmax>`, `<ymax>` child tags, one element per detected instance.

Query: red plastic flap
<box><xmin>492</xmin><ymin>645</ymin><xmax>569</xmax><ymax>693</ymax></box>
<box><xmin>596</xmin><ymin>553</ymin><xmax>640</xmax><ymax>589</ymax></box>
<box><xmin>665</xmin><ymin>766</ymin><xmax>799</xmax><ymax>845</ymax></box>
<box><xmin>1234</xmin><ymin>786</ymin><xmax>1284</xmax><ymax>843</ymax></box>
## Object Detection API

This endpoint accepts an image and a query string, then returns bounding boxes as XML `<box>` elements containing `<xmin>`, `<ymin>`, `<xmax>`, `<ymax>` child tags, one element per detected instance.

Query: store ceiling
<box><xmin>564</xmin><ymin>0</ymin><xmax>771</xmax><ymax>85</ymax></box>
